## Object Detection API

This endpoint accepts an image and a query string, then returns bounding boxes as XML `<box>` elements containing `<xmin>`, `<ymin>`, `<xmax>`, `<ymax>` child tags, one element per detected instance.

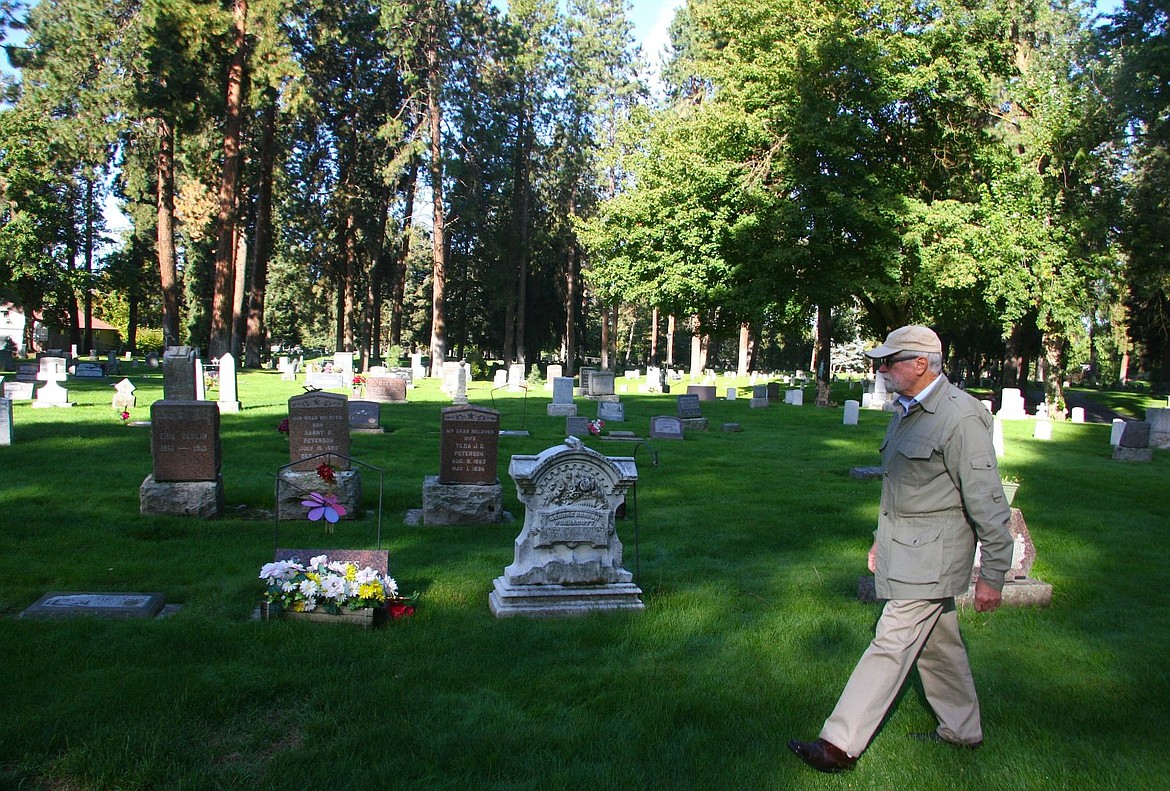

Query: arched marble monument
<box><xmin>489</xmin><ymin>437</ymin><xmax>643</xmax><ymax>617</ymax></box>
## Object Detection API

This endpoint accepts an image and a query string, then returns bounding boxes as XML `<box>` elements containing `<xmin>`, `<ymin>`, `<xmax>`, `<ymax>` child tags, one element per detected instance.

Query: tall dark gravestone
<box><xmin>278</xmin><ymin>392</ymin><xmax>360</xmax><ymax>520</ymax></box>
<box><xmin>439</xmin><ymin>405</ymin><xmax>500</xmax><ymax>484</ymax></box>
<box><xmin>163</xmin><ymin>346</ymin><xmax>199</xmax><ymax>400</ymax></box>
<box><xmin>139</xmin><ymin>400</ymin><xmax>223</xmax><ymax>518</ymax></box>
<box><xmin>287</xmin><ymin>391</ymin><xmax>351</xmax><ymax>471</ymax></box>
<box><xmin>420</xmin><ymin>405</ymin><xmax>505</xmax><ymax>525</ymax></box>
<box><xmin>150</xmin><ymin>401</ymin><xmax>221</xmax><ymax>481</ymax></box>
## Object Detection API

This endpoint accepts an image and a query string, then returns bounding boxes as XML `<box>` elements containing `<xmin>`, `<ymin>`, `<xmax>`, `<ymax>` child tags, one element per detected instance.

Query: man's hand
<box><xmin>868</xmin><ymin>542</ymin><xmax>877</xmax><ymax>573</ymax></box>
<box><xmin>974</xmin><ymin>578</ymin><xmax>1002</xmax><ymax>613</ymax></box>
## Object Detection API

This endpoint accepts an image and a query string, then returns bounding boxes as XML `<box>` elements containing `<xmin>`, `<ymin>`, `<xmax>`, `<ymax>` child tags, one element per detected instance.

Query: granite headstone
<box><xmin>287</xmin><ymin>391</ymin><xmax>351</xmax><ymax>471</ymax></box>
<box><xmin>150</xmin><ymin>400</ymin><xmax>222</xmax><ymax>481</ymax></box>
<box><xmin>439</xmin><ymin>405</ymin><xmax>500</xmax><ymax>484</ymax></box>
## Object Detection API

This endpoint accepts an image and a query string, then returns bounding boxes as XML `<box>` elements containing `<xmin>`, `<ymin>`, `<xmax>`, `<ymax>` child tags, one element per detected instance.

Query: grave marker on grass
<box><xmin>139</xmin><ymin>400</ymin><xmax>223</xmax><ymax>518</ymax></box>
<box><xmin>420</xmin><ymin>405</ymin><xmax>505</xmax><ymax>525</ymax></box>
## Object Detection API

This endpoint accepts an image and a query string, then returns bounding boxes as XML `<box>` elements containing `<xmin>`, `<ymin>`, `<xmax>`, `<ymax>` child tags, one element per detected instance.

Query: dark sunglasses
<box><xmin>876</xmin><ymin>354</ymin><xmax>921</xmax><ymax>368</ymax></box>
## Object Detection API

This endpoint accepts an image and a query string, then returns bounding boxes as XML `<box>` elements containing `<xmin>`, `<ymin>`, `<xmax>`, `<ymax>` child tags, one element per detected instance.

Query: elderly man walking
<box><xmin>788</xmin><ymin>325</ymin><xmax>1014</xmax><ymax>773</ymax></box>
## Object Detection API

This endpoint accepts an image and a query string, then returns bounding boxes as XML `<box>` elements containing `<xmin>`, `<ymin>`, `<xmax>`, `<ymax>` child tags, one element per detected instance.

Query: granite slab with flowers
<box><xmin>259</xmin><ymin>554</ymin><xmax>416</xmax><ymax>626</ymax></box>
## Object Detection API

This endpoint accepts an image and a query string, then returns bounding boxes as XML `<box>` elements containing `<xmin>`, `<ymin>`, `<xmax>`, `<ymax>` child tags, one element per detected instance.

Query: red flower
<box><xmin>388</xmin><ymin>604</ymin><xmax>415</xmax><ymax>619</ymax></box>
<box><xmin>277</xmin><ymin>418</ymin><xmax>290</xmax><ymax>434</ymax></box>
<box><xmin>316</xmin><ymin>463</ymin><xmax>337</xmax><ymax>484</ymax></box>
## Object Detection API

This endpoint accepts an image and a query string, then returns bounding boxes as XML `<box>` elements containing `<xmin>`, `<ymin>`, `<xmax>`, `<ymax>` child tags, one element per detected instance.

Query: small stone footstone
<box><xmin>21</xmin><ymin>592</ymin><xmax>166</xmax><ymax>620</ymax></box>
<box><xmin>850</xmin><ymin>466</ymin><xmax>883</xmax><ymax>481</ymax></box>
<box><xmin>722</xmin><ymin>423</ymin><xmax>741</xmax><ymax>432</ymax></box>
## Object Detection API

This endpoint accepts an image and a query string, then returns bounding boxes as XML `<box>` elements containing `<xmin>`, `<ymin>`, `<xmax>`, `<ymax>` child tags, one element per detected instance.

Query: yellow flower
<box><xmin>358</xmin><ymin>582</ymin><xmax>386</xmax><ymax>602</ymax></box>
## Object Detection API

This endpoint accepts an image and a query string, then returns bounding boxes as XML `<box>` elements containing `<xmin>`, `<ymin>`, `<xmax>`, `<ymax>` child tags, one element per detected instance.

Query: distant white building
<box><xmin>0</xmin><ymin>303</ymin><xmax>26</xmax><ymax>354</ymax></box>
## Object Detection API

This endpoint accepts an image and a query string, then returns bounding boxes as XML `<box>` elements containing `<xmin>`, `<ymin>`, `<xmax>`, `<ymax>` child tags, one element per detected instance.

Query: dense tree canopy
<box><xmin>0</xmin><ymin>0</ymin><xmax>1167</xmax><ymax>393</ymax></box>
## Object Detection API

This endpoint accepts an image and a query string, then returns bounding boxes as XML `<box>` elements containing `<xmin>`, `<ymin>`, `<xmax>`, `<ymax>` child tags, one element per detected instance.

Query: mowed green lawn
<box><xmin>0</xmin><ymin>367</ymin><xmax>1166</xmax><ymax>790</ymax></box>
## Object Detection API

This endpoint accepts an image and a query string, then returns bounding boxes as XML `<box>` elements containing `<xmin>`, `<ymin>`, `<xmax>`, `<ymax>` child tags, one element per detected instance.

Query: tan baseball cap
<box><xmin>865</xmin><ymin>325</ymin><xmax>942</xmax><ymax>358</ymax></box>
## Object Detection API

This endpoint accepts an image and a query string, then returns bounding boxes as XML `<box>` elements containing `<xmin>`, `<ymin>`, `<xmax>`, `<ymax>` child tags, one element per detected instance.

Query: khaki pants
<box><xmin>819</xmin><ymin>598</ymin><xmax>982</xmax><ymax>757</ymax></box>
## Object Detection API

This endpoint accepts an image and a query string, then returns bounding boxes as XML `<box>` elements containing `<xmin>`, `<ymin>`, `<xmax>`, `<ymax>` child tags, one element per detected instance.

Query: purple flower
<box><xmin>301</xmin><ymin>491</ymin><xmax>346</xmax><ymax>523</ymax></box>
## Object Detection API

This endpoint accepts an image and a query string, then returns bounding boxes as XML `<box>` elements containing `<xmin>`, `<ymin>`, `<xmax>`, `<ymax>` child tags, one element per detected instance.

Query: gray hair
<box><xmin>923</xmin><ymin>352</ymin><xmax>943</xmax><ymax>374</ymax></box>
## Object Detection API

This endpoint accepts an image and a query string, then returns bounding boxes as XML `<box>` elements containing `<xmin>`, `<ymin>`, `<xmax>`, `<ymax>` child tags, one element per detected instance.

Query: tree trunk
<box><xmin>503</xmin><ymin>300</ymin><xmax>515</xmax><ymax>367</ymax></box>
<box><xmin>427</xmin><ymin>44</ymin><xmax>447</xmax><ymax>378</ymax></box>
<box><xmin>666</xmin><ymin>314</ymin><xmax>675</xmax><ymax>366</ymax></box>
<box><xmin>1003</xmin><ymin>323</ymin><xmax>1027</xmax><ymax>388</ymax></box>
<box><xmin>650</xmin><ymin>307</ymin><xmax>659</xmax><ymax>363</ymax></box>
<box><xmin>563</xmin><ymin>188</ymin><xmax>579</xmax><ymax>376</ymax></box>
<box><xmin>343</xmin><ymin>209</ymin><xmax>357</xmax><ymax>352</ymax></box>
<box><xmin>625</xmin><ymin>309</ymin><xmax>636</xmax><ymax>364</ymax></box>
<box><xmin>600</xmin><ymin>303</ymin><xmax>610</xmax><ymax>370</ymax></box>
<box><xmin>209</xmin><ymin>0</ymin><xmax>248</xmax><ymax>359</ymax></box>
<box><xmin>737</xmin><ymin>322</ymin><xmax>751</xmax><ymax>376</ymax></box>
<box><xmin>363</xmin><ymin>187</ymin><xmax>391</xmax><ymax>370</ymax></box>
<box><xmin>83</xmin><ymin>176</ymin><xmax>94</xmax><ymax>352</ymax></box>
<box><xmin>127</xmin><ymin>287</ymin><xmax>139</xmax><ymax>352</ymax></box>
<box><xmin>231</xmin><ymin>226</ymin><xmax>248</xmax><ymax>357</ymax></box>
<box><xmin>390</xmin><ymin>159</ymin><xmax>418</xmax><ymax>347</ymax></box>
<box><xmin>613</xmin><ymin>301</ymin><xmax>622</xmax><ymax>365</ymax></box>
<box><xmin>689</xmin><ymin>316</ymin><xmax>706</xmax><ymax>377</ymax></box>
<box><xmin>157</xmin><ymin>117</ymin><xmax>181</xmax><ymax>347</ymax></box>
<box><xmin>245</xmin><ymin>93</ymin><xmax>277</xmax><ymax>369</ymax></box>
<box><xmin>815</xmin><ymin>303</ymin><xmax>832</xmax><ymax>407</ymax></box>
<box><xmin>563</xmin><ymin>241</ymin><xmax>577</xmax><ymax>376</ymax></box>
<box><xmin>1041</xmin><ymin>331</ymin><xmax>1067</xmax><ymax>418</ymax></box>
<box><xmin>510</xmin><ymin>90</ymin><xmax>532</xmax><ymax>368</ymax></box>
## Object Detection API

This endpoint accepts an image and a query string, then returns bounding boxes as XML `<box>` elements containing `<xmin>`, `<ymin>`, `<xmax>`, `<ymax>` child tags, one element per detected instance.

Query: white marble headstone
<box><xmin>843</xmin><ymin>400</ymin><xmax>859</xmax><ymax>425</ymax></box>
<box><xmin>217</xmin><ymin>353</ymin><xmax>240</xmax><ymax>413</ymax></box>
<box><xmin>1109</xmin><ymin>418</ymin><xmax>1125</xmax><ymax>447</ymax></box>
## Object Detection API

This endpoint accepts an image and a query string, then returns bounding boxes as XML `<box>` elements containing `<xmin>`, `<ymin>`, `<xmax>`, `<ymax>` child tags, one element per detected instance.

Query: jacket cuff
<box><xmin>978</xmin><ymin>569</ymin><xmax>1006</xmax><ymax>591</ymax></box>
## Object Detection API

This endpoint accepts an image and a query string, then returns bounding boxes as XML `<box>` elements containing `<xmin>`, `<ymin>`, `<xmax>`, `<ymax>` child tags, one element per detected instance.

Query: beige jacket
<box><xmin>873</xmin><ymin>375</ymin><xmax>1013</xmax><ymax>600</ymax></box>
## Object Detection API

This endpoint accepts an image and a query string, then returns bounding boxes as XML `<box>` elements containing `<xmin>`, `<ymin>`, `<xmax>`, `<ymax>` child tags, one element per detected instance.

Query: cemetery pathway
<box><xmin>1059</xmin><ymin>389</ymin><xmax>1124</xmax><ymax>424</ymax></box>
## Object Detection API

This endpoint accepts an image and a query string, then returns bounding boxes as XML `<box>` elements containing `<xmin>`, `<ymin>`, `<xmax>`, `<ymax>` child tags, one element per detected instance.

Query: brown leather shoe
<box><xmin>787</xmin><ymin>738</ymin><xmax>857</xmax><ymax>772</ymax></box>
<box><xmin>909</xmin><ymin>732</ymin><xmax>983</xmax><ymax>749</ymax></box>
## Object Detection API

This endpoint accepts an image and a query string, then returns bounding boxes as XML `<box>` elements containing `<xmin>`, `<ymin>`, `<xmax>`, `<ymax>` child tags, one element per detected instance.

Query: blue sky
<box><xmin>627</xmin><ymin>0</ymin><xmax>685</xmax><ymax>71</ymax></box>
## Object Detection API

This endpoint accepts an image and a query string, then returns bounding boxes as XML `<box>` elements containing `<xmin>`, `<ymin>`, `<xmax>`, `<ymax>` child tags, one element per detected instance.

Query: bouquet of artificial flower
<box><xmin>260</xmin><ymin>555</ymin><xmax>398</xmax><ymax>615</ymax></box>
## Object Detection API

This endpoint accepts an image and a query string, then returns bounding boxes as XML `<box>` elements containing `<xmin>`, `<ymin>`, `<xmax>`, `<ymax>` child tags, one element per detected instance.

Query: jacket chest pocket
<box><xmin>889</xmin><ymin>439</ymin><xmax>941</xmax><ymax>486</ymax></box>
<box><xmin>886</xmin><ymin>524</ymin><xmax>944</xmax><ymax>584</ymax></box>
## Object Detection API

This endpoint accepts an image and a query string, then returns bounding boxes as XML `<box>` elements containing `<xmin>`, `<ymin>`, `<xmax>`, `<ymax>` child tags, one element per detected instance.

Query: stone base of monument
<box><xmin>957</xmin><ymin>578</ymin><xmax>1053</xmax><ymax>608</ymax></box>
<box><xmin>421</xmin><ymin>475</ymin><xmax>504</xmax><ymax>525</ymax></box>
<box><xmin>217</xmin><ymin>400</ymin><xmax>241</xmax><ymax>413</ymax></box>
<box><xmin>750</xmin><ymin>397</ymin><xmax>769</xmax><ymax>408</ymax></box>
<box><xmin>1112</xmin><ymin>446</ymin><xmax>1153</xmax><ymax>462</ymax></box>
<box><xmin>139</xmin><ymin>474</ymin><xmax>223</xmax><ymax>519</ymax></box>
<box><xmin>856</xmin><ymin>575</ymin><xmax>1052</xmax><ymax>608</ymax></box>
<box><xmin>488</xmin><ymin>578</ymin><xmax>644</xmax><ymax>617</ymax></box>
<box><xmin>584</xmin><ymin>394</ymin><xmax>620</xmax><ymax>403</ymax></box>
<box><xmin>351</xmin><ymin>426</ymin><xmax>385</xmax><ymax>434</ymax></box>
<box><xmin>546</xmin><ymin>404</ymin><xmax>578</xmax><ymax>417</ymax></box>
<box><xmin>681</xmin><ymin>417</ymin><xmax>709</xmax><ymax>432</ymax></box>
<box><xmin>276</xmin><ymin>469</ymin><xmax>361</xmax><ymax>520</ymax></box>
